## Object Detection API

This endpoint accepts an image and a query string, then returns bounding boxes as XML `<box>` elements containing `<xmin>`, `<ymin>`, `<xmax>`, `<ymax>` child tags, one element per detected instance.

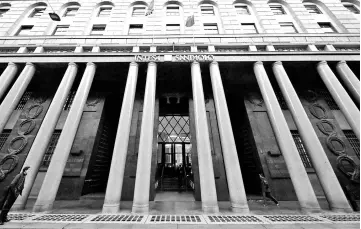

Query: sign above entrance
<box><xmin>174</xmin><ymin>54</ymin><xmax>214</xmax><ymax>62</ymax></box>
<box><xmin>134</xmin><ymin>55</ymin><xmax>161</xmax><ymax>62</ymax></box>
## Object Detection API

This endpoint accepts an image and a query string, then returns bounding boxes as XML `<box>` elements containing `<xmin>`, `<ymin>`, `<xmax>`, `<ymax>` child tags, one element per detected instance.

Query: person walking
<box><xmin>0</xmin><ymin>166</ymin><xmax>30</xmax><ymax>225</ymax></box>
<box><xmin>259</xmin><ymin>174</ymin><xmax>279</xmax><ymax>206</ymax></box>
<box><xmin>178</xmin><ymin>164</ymin><xmax>184</xmax><ymax>192</ymax></box>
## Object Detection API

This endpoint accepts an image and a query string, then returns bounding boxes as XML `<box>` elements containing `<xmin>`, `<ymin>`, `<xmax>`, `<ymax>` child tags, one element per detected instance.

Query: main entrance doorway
<box><xmin>155</xmin><ymin>115</ymin><xmax>194</xmax><ymax>200</ymax></box>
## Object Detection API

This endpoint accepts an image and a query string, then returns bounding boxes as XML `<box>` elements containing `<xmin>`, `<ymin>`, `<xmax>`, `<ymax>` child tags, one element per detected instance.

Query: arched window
<box><xmin>233</xmin><ymin>1</ymin><xmax>264</xmax><ymax>34</ymax></box>
<box><xmin>85</xmin><ymin>2</ymin><xmax>115</xmax><ymax>36</ymax></box>
<box><xmin>269</xmin><ymin>3</ymin><xmax>286</xmax><ymax>15</ymax></box>
<box><xmin>62</xmin><ymin>4</ymin><xmax>80</xmax><ymax>17</ymax></box>
<box><xmin>131</xmin><ymin>2</ymin><xmax>147</xmax><ymax>17</ymax></box>
<box><xmin>125</xmin><ymin>2</ymin><xmax>149</xmax><ymax>35</ymax></box>
<box><xmin>0</xmin><ymin>4</ymin><xmax>11</xmax><ymax>18</ymax></box>
<box><xmin>163</xmin><ymin>1</ymin><xmax>184</xmax><ymax>34</ymax></box>
<box><xmin>342</xmin><ymin>2</ymin><xmax>360</xmax><ymax>14</ymax></box>
<box><xmin>199</xmin><ymin>1</ymin><xmax>223</xmax><ymax>34</ymax></box>
<box><xmin>303</xmin><ymin>0</ymin><xmax>347</xmax><ymax>33</ymax></box>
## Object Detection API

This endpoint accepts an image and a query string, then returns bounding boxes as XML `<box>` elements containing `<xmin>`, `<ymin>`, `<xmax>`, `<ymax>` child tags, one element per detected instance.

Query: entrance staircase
<box><xmin>161</xmin><ymin>177</ymin><xmax>180</xmax><ymax>191</ymax></box>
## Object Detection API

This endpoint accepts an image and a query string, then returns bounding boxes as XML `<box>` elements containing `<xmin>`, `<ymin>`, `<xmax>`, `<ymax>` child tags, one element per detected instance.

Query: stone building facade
<box><xmin>0</xmin><ymin>0</ymin><xmax>359</xmax><ymax>214</ymax></box>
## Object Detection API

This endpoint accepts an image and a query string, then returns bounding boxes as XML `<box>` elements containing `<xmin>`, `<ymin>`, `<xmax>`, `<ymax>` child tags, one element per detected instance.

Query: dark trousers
<box><xmin>265</xmin><ymin>192</ymin><xmax>278</xmax><ymax>205</ymax></box>
<box><xmin>0</xmin><ymin>187</ymin><xmax>17</xmax><ymax>223</ymax></box>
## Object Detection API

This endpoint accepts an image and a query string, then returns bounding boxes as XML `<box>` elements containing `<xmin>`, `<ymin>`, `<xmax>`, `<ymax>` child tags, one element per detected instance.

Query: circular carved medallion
<box><xmin>18</xmin><ymin>119</ymin><xmax>36</xmax><ymax>135</ymax></box>
<box><xmin>309</xmin><ymin>103</ymin><xmax>327</xmax><ymax>119</ymax></box>
<box><xmin>337</xmin><ymin>155</ymin><xmax>359</xmax><ymax>184</ymax></box>
<box><xmin>86</xmin><ymin>97</ymin><xmax>100</xmax><ymax>107</ymax></box>
<box><xmin>326</xmin><ymin>133</ymin><xmax>346</xmax><ymax>156</ymax></box>
<box><xmin>7</xmin><ymin>136</ymin><xmax>27</xmax><ymax>155</ymax></box>
<box><xmin>0</xmin><ymin>154</ymin><xmax>19</xmax><ymax>181</ymax></box>
<box><xmin>316</xmin><ymin>120</ymin><xmax>335</xmax><ymax>136</ymax></box>
<box><xmin>24</xmin><ymin>104</ymin><xmax>43</xmax><ymax>119</ymax></box>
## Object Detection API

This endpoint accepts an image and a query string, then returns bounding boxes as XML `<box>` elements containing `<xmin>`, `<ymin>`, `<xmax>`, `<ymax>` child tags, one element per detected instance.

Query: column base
<box><xmin>330</xmin><ymin>207</ymin><xmax>354</xmax><ymax>213</ymax></box>
<box><xmin>230</xmin><ymin>203</ymin><xmax>250</xmax><ymax>214</ymax></box>
<box><xmin>33</xmin><ymin>203</ymin><xmax>53</xmax><ymax>212</ymax></box>
<box><xmin>202</xmin><ymin>204</ymin><xmax>219</xmax><ymax>214</ymax></box>
<box><xmin>10</xmin><ymin>203</ymin><xmax>26</xmax><ymax>211</ymax></box>
<box><xmin>132</xmin><ymin>204</ymin><xmax>149</xmax><ymax>214</ymax></box>
<box><xmin>300</xmin><ymin>207</ymin><xmax>322</xmax><ymax>214</ymax></box>
<box><xmin>102</xmin><ymin>203</ymin><xmax>120</xmax><ymax>213</ymax></box>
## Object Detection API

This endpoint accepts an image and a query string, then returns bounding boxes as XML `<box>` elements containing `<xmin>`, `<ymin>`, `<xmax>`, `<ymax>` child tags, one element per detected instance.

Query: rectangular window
<box><xmin>98</xmin><ymin>7</ymin><xmax>112</xmax><ymax>17</ymax></box>
<box><xmin>270</xmin><ymin>5</ymin><xmax>286</xmax><ymax>15</ymax></box>
<box><xmin>166</xmin><ymin>24</ymin><xmax>180</xmax><ymax>34</ymax></box>
<box><xmin>0</xmin><ymin>130</ymin><xmax>11</xmax><ymax>151</ymax></box>
<box><xmin>280</xmin><ymin>22</ymin><xmax>298</xmax><ymax>33</ymax></box>
<box><xmin>166</xmin><ymin>6</ymin><xmax>180</xmax><ymax>16</ymax></box>
<box><xmin>291</xmin><ymin>130</ymin><xmax>313</xmax><ymax>168</ymax></box>
<box><xmin>201</xmin><ymin>6</ymin><xmax>215</xmax><ymax>15</ymax></box>
<box><xmin>128</xmin><ymin>24</ymin><xmax>143</xmax><ymax>35</ymax></box>
<box><xmin>15</xmin><ymin>92</ymin><xmax>32</xmax><ymax>110</ymax></box>
<box><xmin>305</xmin><ymin>5</ymin><xmax>322</xmax><ymax>14</ymax></box>
<box><xmin>53</xmin><ymin>25</ymin><xmax>70</xmax><ymax>35</ymax></box>
<box><xmin>41</xmin><ymin>130</ymin><xmax>61</xmax><ymax>168</ymax></box>
<box><xmin>344</xmin><ymin>4</ymin><xmax>360</xmax><ymax>14</ymax></box>
<box><xmin>204</xmin><ymin>23</ymin><xmax>218</xmax><ymax>34</ymax></box>
<box><xmin>63</xmin><ymin>7</ymin><xmax>78</xmax><ymax>17</ymax></box>
<box><xmin>90</xmin><ymin>24</ymin><xmax>106</xmax><ymax>35</ymax></box>
<box><xmin>16</xmin><ymin>25</ymin><xmax>33</xmax><ymax>36</ymax></box>
<box><xmin>241</xmin><ymin>23</ymin><xmax>258</xmax><ymax>33</ymax></box>
<box><xmin>63</xmin><ymin>91</ymin><xmax>76</xmax><ymax>110</ymax></box>
<box><xmin>343</xmin><ymin>130</ymin><xmax>360</xmax><ymax>158</ymax></box>
<box><xmin>132</xmin><ymin>6</ymin><xmax>146</xmax><ymax>16</ymax></box>
<box><xmin>29</xmin><ymin>7</ymin><xmax>46</xmax><ymax>18</ymax></box>
<box><xmin>0</xmin><ymin>7</ymin><xmax>10</xmax><ymax>17</ymax></box>
<box><xmin>318</xmin><ymin>22</ymin><xmax>337</xmax><ymax>33</ymax></box>
<box><xmin>235</xmin><ymin>5</ymin><xmax>250</xmax><ymax>15</ymax></box>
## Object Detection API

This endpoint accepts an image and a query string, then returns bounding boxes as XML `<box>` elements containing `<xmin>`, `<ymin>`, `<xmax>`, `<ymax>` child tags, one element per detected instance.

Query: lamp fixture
<box><xmin>45</xmin><ymin>0</ymin><xmax>61</xmax><ymax>21</ymax></box>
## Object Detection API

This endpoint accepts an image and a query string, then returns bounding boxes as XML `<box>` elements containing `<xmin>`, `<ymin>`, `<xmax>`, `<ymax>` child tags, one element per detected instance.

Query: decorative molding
<box><xmin>337</xmin><ymin>155</ymin><xmax>359</xmax><ymax>184</ymax></box>
<box><xmin>24</xmin><ymin>104</ymin><xmax>43</xmax><ymax>119</ymax></box>
<box><xmin>7</xmin><ymin>136</ymin><xmax>28</xmax><ymax>155</ymax></box>
<box><xmin>316</xmin><ymin>119</ymin><xmax>335</xmax><ymax>136</ymax></box>
<box><xmin>18</xmin><ymin>119</ymin><xmax>36</xmax><ymax>136</ymax></box>
<box><xmin>326</xmin><ymin>133</ymin><xmax>346</xmax><ymax>156</ymax></box>
<box><xmin>0</xmin><ymin>155</ymin><xmax>19</xmax><ymax>181</ymax></box>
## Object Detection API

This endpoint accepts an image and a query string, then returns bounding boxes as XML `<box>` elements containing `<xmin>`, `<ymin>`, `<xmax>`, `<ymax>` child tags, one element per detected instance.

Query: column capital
<box><xmin>148</xmin><ymin>62</ymin><xmax>157</xmax><ymax>66</ymax></box>
<box><xmin>191</xmin><ymin>61</ymin><xmax>200</xmax><ymax>66</ymax></box>
<box><xmin>25</xmin><ymin>62</ymin><xmax>35</xmax><ymax>67</ymax></box>
<box><xmin>317</xmin><ymin>61</ymin><xmax>328</xmax><ymax>66</ymax></box>
<box><xmin>337</xmin><ymin>60</ymin><xmax>347</xmax><ymax>66</ymax></box>
<box><xmin>254</xmin><ymin>61</ymin><xmax>263</xmax><ymax>67</ymax></box>
<box><xmin>130</xmin><ymin>62</ymin><xmax>138</xmax><ymax>67</ymax></box>
<box><xmin>68</xmin><ymin>62</ymin><xmax>78</xmax><ymax>67</ymax></box>
<box><xmin>87</xmin><ymin>62</ymin><xmax>96</xmax><ymax>67</ymax></box>
<box><xmin>210</xmin><ymin>61</ymin><xmax>219</xmax><ymax>66</ymax></box>
<box><xmin>273</xmin><ymin>61</ymin><xmax>283</xmax><ymax>67</ymax></box>
<box><xmin>8</xmin><ymin>62</ymin><xmax>17</xmax><ymax>66</ymax></box>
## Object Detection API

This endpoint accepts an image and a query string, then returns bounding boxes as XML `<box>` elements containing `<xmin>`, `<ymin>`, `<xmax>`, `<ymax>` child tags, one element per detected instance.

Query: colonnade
<box><xmin>0</xmin><ymin>60</ymin><xmax>358</xmax><ymax>213</ymax></box>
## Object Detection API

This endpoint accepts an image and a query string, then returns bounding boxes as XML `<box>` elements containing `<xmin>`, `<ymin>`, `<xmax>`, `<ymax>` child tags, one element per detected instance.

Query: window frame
<box><xmin>16</xmin><ymin>25</ymin><xmax>34</xmax><ymax>36</ymax></box>
<box><xmin>270</xmin><ymin>4</ymin><xmax>286</xmax><ymax>15</ymax></box>
<box><xmin>291</xmin><ymin>130</ymin><xmax>313</xmax><ymax>168</ymax></box>
<box><xmin>90</xmin><ymin>24</ymin><xmax>106</xmax><ymax>35</ymax></box>
<box><xmin>280</xmin><ymin>22</ymin><xmax>298</xmax><ymax>33</ymax></box>
<box><xmin>166</xmin><ymin>5</ymin><xmax>180</xmax><ymax>16</ymax></box>
<box><xmin>203</xmin><ymin>23</ymin><xmax>219</xmax><ymax>34</ymax></box>
<box><xmin>29</xmin><ymin>7</ymin><xmax>46</xmax><ymax>18</ymax></box>
<box><xmin>97</xmin><ymin>6</ymin><xmax>112</xmax><ymax>17</ymax></box>
<box><xmin>63</xmin><ymin>7</ymin><xmax>79</xmax><ymax>17</ymax></box>
<box><xmin>128</xmin><ymin>24</ymin><xmax>144</xmax><ymax>35</ymax></box>
<box><xmin>132</xmin><ymin>6</ymin><xmax>146</xmax><ymax>17</ymax></box>
<box><xmin>304</xmin><ymin>4</ymin><xmax>323</xmax><ymax>14</ymax></box>
<box><xmin>318</xmin><ymin>22</ymin><xmax>337</xmax><ymax>33</ymax></box>
<box><xmin>235</xmin><ymin>5</ymin><xmax>250</xmax><ymax>15</ymax></box>
<box><xmin>200</xmin><ymin>5</ymin><xmax>215</xmax><ymax>16</ymax></box>
<box><xmin>166</xmin><ymin>24</ymin><xmax>181</xmax><ymax>34</ymax></box>
<box><xmin>241</xmin><ymin>23</ymin><xmax>258</xmax><ymax>34</ymax></box>
<box><xmin>343</xmin><ymin>3</ymin><xmax>360</xmax><ymax>14</ymax></box>
<box><xmin>0</xmin><ymin>6</ymin><xmax>10</xmax><ymax>17</ymax></box>
<box><xmin>53</xmin><ymin>25</ymin><xmax>70</xmax><ymax>36</ymax></box>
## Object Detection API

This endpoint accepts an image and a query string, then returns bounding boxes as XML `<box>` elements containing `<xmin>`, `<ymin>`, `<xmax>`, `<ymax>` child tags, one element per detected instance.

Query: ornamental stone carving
<box><xmin>337</xmin><ymin>155</ymin><xmax>360</xmax><ymax>184</ymax></box>
<box><xmin>309</xmin><ymin>103</ymin><xmax>327</xmax><ymax>119</ymax></box>
<box><xmin>326</xmin><ymin>133</ymin><xmax>346</xmax><ymax>156</ymax></box>
<box><xmin>316</xmin><ymin>119</ymin><xmax>335</xmax><ymax>136</ymax></box>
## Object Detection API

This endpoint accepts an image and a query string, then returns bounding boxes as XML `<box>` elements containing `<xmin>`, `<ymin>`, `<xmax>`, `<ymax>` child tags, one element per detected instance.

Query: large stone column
<box><xmin>33</xmin><ymin>63</ymin><xmax>96</xmax><ymax>212</ymax></box>
<box><xmin>0</xmin><ymin>62</ymin><xmax>18</xmax><ymax>100</ymax></box>
<box><xmin>132</xmin><ymin>62</ymin><xmax>157</xmax><ymax>213</ymax></box>
<box><xmin>103</xmin><ymin>62</ymin><xmax>139</xmax><ymax>213</ymax></box>
<box><xmin>13</xmin><ymin>63</ymin><xmax>78</xmax><ymax>210</ymax></box>
<box><xmin>191</xmin><ymin>62</ymin><xmax>219</xmax><ymax>213</ymax></box>
<box><xmin>253</xmin><ymin>61</ymin><xmax>320</xmax><ymax>212</ymax></box>
<box><xmin>273</xmin><ymin>61</ymin><xmax>353</xmax><ymax>213</ymax></box>
<box><xmin>209</xmin><ymin>61</ymin><xmax>248</xmax><ymax>213</ymax></box>
<box><xmin>0</xmin><ymin>63</ymin><xmax>35</xmax><ymax>134</ymax></box>
<box><xmin>317</xmin><ymin>61</ymin><xmax>360</xmax><ymax>140</ymax></box>
<box><xmin>336</xmin><ymin>61</ymin><xmax>360</xmax><ymax>104</ymax></box>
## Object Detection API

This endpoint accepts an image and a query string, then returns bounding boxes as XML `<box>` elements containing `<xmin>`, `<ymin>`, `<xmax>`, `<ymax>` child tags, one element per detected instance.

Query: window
<box><xmin>29</xmin><ymin>7</ymin><xmax>46</xmax><ymax>18</ymax></box>
<box><xmin>291</xmin><ymin>130</ymin><xmax>313</xmax><ymax>168</ymax></box>
<box><xmin>343</xmin><ymin>4</ymin><xmax>360</xmax><ymax>14</ymax></box>
<box><xmin>204</xmin><ymin>23</ymin><xmax>218</xmax><ymax>34</ymax></box>
<box><xmin>304</xmin><ymin>4</ymin><xmax>322</xmax><ymax>14</ymax></box>
<box><xmin>241</xmin><ymin>23</ymin><xmax>258</xmax><ymax>33</ymax></box>
<box><xmin>15</xmin><ymin>92</ymin><xmax>32</xmax><ymax>110</ymax></box>
<box><xmin>280</xmin><ymin>22</ymin><xmax>297</xmax><ymax>33</ymax></box>
<box><xmin>235</xmin><ymin>5</ymin><xmax>250</xmax><ymax>15</ymax></box>
<box><xmin>63</xmin><ymin>91</ymin><xmax>76</xmax><ymax>110</ymax></box>
<box><xmin>53</xmin><ymin>25</ymin><xmax>70</xmax><ymax>35</ymax></box>
<box><xmin>201</xmin><ymin>5</ymin><xmax>215</xmax><ymax>15</ymax></box>
<box><xmin>270</xmin><ymin>5</ymin><xmax>286</xmax><ymax>15</ymax></box>
<box><xmin>0</xmin><ymin>130</ymin><xmax>11</xmax><ymax>151</ymax></box>
<box><xmin>343</xmin><ymin>130</ymin><xmax>360</xmax><ymax>158</ymax></box>
<box><xmin>166</xmin><ymin>6</ymin><xmax>180</xmax><ymax>16</ymax></box>
<box><xmin>63</xmin><ymin>7</ymin><xmax>78</xmax><ymax>17</ymax></box>
<box><xmin>166</xmin><ymin>24</ymin><xmax>180</xmax><ymax>34</ymax></box>
<box><xmin>128</xmin><ymin>24</ymin><xmax>143</xmax><ymax>35</ymax></box>
<box><xmin>91</xmin><ymin>24</ymin><xmax>106</xmax><ymax>35</ymax></box>
<box><xmin>16</xmin><ymin>25</ymin><xmax>33</xmax><ymax>36</ymax></box>
<box><xmin>318</xmin><ymin>22</ymin><xmax>336</xmax><ymax>33</ymax></box>
<box><xmin>98</xmin><ymin>7</ymin><xmax>112</xmax><ymax>17</ymax></box>
<box><xmin>41</xmin><ymin>130</ymin><xmax>61</xmax><ymax>167</ymax></box>
<box><xmin>132</xmin><ymin>6</ymin><xmax>146</xmax><ymax>16</ymax></box>
<box><xmin>317</xmin><ymin>89</ymin><xmax>339</xmax><ymax>110</ymax></box>
<box><xmin>0</xmin><ymin>6</ymin><xmax>10</xmax><ymax>17</ymax></box>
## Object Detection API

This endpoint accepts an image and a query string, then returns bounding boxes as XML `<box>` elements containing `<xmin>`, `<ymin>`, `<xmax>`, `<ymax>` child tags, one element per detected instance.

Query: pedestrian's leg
<box><xmin>266</xmin><ymin>192</ymin><xmax>279</xmax><ymax>205</ymax></box>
